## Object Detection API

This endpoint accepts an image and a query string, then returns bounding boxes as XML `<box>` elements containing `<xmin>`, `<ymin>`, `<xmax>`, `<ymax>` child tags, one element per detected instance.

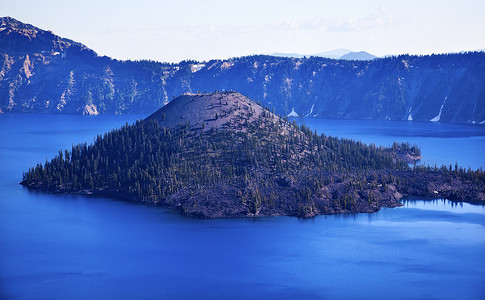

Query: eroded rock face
<box><xmin>2</xmin><ymin>17</ymin><xmax>485</xmax><ymax>124</ymax></box>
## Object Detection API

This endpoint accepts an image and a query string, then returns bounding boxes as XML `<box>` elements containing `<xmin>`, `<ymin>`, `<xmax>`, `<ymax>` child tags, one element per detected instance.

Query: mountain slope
<box><xmin>21</xmin><ymin>92</ymin><xmax>485</xmax><ymax>218</ymax></box>
<box><xmin>146</xmin><ymin>92</ymin><xmax>271</xmax><ymax>131</ymax></box>
<box><xmin>1</xmin><ymin>17</ymin><xmax>485</xmax><ymax>124</ymax></box>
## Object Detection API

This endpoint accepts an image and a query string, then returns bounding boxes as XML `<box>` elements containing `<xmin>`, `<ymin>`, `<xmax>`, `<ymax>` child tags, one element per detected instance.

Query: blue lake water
<box><xmin>1</xmin><ymin>114</ymin><xmax>484</xmax><ymax>299</ymax></box>
<box><xmin>300</xmin><ymin>118</ymin><xmax>485</xmax><ymax>170</ymax></box>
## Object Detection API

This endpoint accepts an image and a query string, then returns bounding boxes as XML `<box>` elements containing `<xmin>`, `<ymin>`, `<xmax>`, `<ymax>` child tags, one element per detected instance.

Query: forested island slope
<box><xmin>2</xmin><ymin>17</ymin><xmax>485</xmax><ymax>124</ymax></box>
<box><xmin>21</xmin><ymin>92</ymin><xmax>485</xmax><ymax>218</ymax></box>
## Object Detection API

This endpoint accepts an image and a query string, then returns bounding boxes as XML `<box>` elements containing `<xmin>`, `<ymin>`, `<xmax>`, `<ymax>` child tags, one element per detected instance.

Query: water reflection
<box><xmin>402</xmin><ymin>198</ymin><xmax>485</xmax><ymax>214</ymax></box>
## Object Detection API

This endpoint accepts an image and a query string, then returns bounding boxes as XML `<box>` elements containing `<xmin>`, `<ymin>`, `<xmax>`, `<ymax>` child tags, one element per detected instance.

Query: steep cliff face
<box><xmin>181</xmin><ymin>54</ymin><xmax>485</xmax><ymax>124</ymax></box>
<box><xmin>1</xmin><ymin>17</ymin><xmax>485</xmax><ymax>124</ymax></box>
<box><xmin>0</xmin><ymin>17</ymin><xmax>167</xmax><ymax>115</ymax></box>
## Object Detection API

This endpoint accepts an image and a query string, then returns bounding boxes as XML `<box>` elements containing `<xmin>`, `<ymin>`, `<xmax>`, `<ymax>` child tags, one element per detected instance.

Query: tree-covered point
<box><xmin>22</xmin><ymin>93</ymin><xmax>485</xmax><ymax>218</ymax></box>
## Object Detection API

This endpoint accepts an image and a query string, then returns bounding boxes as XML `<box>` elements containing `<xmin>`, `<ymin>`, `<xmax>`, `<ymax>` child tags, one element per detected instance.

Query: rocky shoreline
<box><xmin>21</xmin><ymin>168</ymin><xmax>484</xmax><ymax>219</ymax></box>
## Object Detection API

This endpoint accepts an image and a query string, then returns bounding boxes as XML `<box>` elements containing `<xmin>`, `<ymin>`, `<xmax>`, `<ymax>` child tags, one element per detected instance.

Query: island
<box><xmin>21</xmin><ymin>92</ymin><xmax>485</xmax><ymax>218</ymax></box>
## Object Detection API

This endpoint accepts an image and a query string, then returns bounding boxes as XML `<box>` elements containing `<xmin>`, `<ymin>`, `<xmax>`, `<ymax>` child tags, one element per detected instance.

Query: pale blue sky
<box><xmin>2</xmin><ymin>0</ymin><xmax>484</xmax><ymax>62</ymax></box>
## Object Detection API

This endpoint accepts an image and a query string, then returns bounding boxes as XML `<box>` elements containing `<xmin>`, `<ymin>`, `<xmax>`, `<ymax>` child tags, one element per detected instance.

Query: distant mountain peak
<box><xmin>339</xmin><ymin>51</ymin><xmax>376</xmax><ymax>61</ymax></box>
<box><xmin>271</xmin><ymin>49</ymin><xmax>376</xmax><ymax>60</ymax></box>
<box><xmin>313</xmin><ymin>49</ymin><xmax>353</xmax><ymax>59</ymax></box>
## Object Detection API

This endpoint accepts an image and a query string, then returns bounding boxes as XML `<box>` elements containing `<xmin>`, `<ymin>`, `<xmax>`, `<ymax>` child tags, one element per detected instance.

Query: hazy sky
<box><xmin>2</xmin><ymin>0</ymin><xmax>484</xmax><ymax>62</ymax></box>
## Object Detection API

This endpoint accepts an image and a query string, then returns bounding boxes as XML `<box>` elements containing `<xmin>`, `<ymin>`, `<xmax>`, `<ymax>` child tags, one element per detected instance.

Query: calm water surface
<box><xmin>300</xmin><ymin>118</ymin><xmax>485</xmax><ymax>169</ymax></box>
<box><xmin>1</xmin><ymin>114</ymin><xmax>484</xmax><ymax>299</ymax></box>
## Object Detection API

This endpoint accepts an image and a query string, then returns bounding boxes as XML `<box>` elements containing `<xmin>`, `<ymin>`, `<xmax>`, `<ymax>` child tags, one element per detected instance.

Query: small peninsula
<box><xmin>21</xmin><ymin>92</ymin><xmax>485</xmax><ymax>218</ymax></box>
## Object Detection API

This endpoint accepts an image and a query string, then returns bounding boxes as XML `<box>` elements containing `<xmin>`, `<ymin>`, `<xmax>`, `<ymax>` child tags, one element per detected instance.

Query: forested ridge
<box><xmin>21</xmin><ymin>92</ymin><xmax>485</xmax><ymax>218</ymax></box>
<box><xmin>2</xmin><ymin>17</ymin><xmax>485</xmax><ymax>124</ymax></box>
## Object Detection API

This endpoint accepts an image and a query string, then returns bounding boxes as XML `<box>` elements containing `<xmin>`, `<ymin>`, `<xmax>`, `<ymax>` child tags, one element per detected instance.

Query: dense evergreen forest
<box><xmin>22</xmin><ymin>93</ymin><xmax>485</xmax><ymax>218</ymax></box>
